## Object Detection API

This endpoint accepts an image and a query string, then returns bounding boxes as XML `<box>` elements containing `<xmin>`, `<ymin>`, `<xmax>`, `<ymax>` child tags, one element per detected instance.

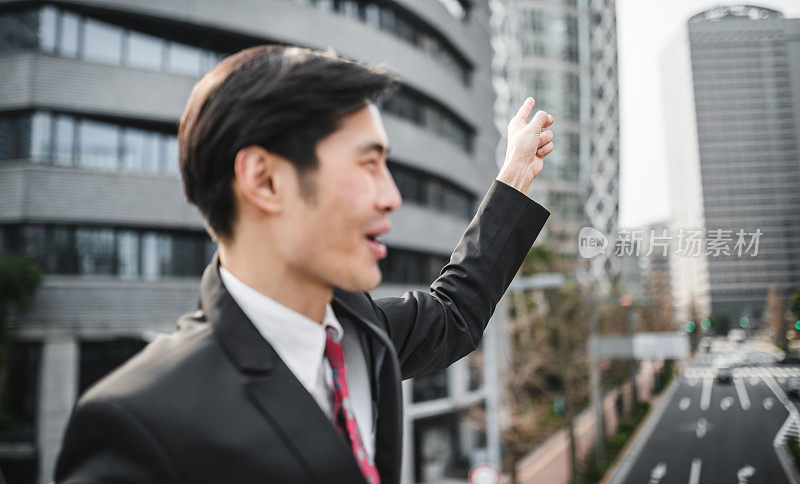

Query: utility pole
<box><xmin>589</xmin><ymin>299</ymin><xmax>605</xmax><ymax>467</ymax></box>
<box><xmin>621</xmin><ymin>294</ymin><xmax>638</xmax><ymax>404</ymax></box>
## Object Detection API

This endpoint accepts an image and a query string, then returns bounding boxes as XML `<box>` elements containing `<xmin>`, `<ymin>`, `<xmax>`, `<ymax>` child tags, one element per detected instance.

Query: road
<box><xmin>612</xmin><ymin>339</ymin><xmax>800</xmax><ymax>484</ymax></box>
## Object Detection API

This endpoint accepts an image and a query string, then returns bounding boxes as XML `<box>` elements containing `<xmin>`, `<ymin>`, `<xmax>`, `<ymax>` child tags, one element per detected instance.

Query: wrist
<box><xmin>496</xmin><ymin>163</ymin><xmax>536</xmax><ymax>196</ymax></box>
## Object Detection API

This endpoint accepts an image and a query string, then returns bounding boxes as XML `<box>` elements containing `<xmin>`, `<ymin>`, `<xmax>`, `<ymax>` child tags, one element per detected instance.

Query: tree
<box><xmin>502</xmin><ymin>245</ymin><xmax>592</xmax><ymax>483</ymax></box>
<box><xmin>0</xmin><ymin>256</ymin><xmax>44</xmax><ymax>433</ymax></box>
<box><xmin>765</xmin><ymin>284</ymin><xmax>789</xmax><ymax>350</ymax></box>
<box><xmin>790</xmin><ymin>290</ymin><xmax>800</xmax><ymax>323</ymax></box>
<box><xmin>709</xmin><ymin>313</ymin><xmax>729</xmax><ymax>337</ymax></box>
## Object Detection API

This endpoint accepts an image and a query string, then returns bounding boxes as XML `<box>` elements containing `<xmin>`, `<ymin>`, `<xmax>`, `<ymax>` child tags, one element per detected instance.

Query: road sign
<box><xmin>592</xmin><ymin>332</ymin><xmax>690</xmax><ymax>359</ymax></box>
<box><xmin>469</xmin><ymin>465</ymin><xmax>500</xmax><ymax>484</ymax></box>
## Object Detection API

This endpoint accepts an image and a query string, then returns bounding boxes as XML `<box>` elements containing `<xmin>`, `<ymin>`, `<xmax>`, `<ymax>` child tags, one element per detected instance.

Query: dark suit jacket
<box><xmin>54</xmin><ymin>180</ymin><xmax>549</xmax><ymax>484</ymax></box>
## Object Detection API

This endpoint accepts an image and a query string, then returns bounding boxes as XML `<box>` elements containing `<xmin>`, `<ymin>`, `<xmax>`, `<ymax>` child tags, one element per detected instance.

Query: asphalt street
<box><xmin>612</xmin><ymin>339</ymin><xmax>800</xmax><ymax>484</ymax></box>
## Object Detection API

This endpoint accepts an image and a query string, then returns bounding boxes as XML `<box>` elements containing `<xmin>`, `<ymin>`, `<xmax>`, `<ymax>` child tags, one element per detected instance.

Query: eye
<box><xmin>362</xmin><ymin>159</ymin><xmax>379</xmax><ymax>168</ymax></box>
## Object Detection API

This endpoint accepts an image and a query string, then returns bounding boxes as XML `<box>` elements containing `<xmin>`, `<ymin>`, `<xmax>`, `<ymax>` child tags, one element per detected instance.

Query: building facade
<box><xmin>0</xmin><ymin>1</ymin><xmax>501</xmax><ymax>482</ymax></box>
<box><xmin>662</xmin><ymin>5</ymin><xmax>800</xmax><ymax>325</ymax></box>
<box><xmin>491</xmin><ymin>0</ymin><xmax>620</xmax><ymax>293</ymax></box>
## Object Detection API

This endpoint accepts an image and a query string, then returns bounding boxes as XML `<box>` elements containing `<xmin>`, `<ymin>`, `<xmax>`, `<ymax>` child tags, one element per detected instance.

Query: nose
<box><xmin>378</xmin><ymin>166</ymin><xmax>402</xmax><ymax>214</ymax></box>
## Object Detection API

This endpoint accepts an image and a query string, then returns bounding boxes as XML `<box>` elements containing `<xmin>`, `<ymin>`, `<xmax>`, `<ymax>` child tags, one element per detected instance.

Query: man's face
<box><xmin>280</xmin><ymin>104</ymin><xmax>402</xmax><ymax>292</ymax></box>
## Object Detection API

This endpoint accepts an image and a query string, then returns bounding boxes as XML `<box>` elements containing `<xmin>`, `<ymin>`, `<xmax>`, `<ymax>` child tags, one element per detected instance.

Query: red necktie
<box><xmin>324</xmin><ymin>327</ymin><xmax>381</xmax><ymax>484</ymax></box>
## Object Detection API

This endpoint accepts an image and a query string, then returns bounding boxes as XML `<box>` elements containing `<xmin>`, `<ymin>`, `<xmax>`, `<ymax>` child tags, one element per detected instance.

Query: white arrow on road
<box><xmin>737</xmin><ymin>464</ymin><xmax>756</xmax><ymax>483</ymax></box>
<box><xmin>679</xmin><ymin>397</ymin><xmax>691</xmax><ymax>411</ymax></box>
<box><xmin>721</xmin><ymin>396</ymin><xmax>734</xmax><ymax>411</ymax></box>
<box><xmin>648</xmin><ymin>462</ymin><xmax>667</xmax><ymax>483</ymax></box>
<box><xmin>696</xmin><ymin>418</ymin><xmax>708</xmax><ymax>439</ymax></box>
<box><xmin>764</xmin><ymin>397</ymin><xmax>774</xmax><ymax>410</ymax></box>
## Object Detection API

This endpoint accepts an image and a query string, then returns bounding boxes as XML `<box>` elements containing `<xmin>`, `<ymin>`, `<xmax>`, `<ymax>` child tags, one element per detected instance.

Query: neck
<box><xmin>218</xmin><ymin>241</ymin><xmax>331</xmax><ymax>324</ymax></box>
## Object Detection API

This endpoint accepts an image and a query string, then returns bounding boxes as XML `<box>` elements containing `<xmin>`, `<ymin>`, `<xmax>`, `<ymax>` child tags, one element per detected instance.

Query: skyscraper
<box><xmin>663</xmin><ymin>5</ymin><xmax>800</xmax><ymax>325</ymax></box>
<box><xmin>0</xmin><ymin>1</ymin><xmax>499</xmax><ymax>482</ymax></box>
<box><xmin>491</xmin><ymin>0</ymin><xmax>621</xmax><ymax>293</ymax></box>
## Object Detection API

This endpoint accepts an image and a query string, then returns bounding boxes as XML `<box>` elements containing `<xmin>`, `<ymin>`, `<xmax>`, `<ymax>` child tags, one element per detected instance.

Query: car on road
<box><xmin>778</xmin><ymin>352</ymin><xmax>800</xmax><ymax>365</ymax></box>
<box><xmin>786</xmin><ymin>377</ymin><xmax>800</xmax><ymax>398</ymax></box>
<box><xmin>716</xmin><ymin>366</ymin><xmax>733</xmax><ymax>383</ymax></box>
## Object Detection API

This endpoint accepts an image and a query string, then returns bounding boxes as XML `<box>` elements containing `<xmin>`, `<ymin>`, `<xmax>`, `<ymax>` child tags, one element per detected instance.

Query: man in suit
<box><xmin>54</xmin><ymin>45</ymin><xmax>554</xmax><ymax>483</ymax></box>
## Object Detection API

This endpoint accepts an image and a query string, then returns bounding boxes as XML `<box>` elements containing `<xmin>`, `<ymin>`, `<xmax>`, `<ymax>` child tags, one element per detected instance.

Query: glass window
<box><xmin>15</xmin><ymin>10</ymin><xmax>39</xmax><ymax>51</ymax></box>
<box><xmin>0</xmin><ymin>341</ymin><xmax>42</xmax><ymax>443</ymax></box>
<box><xmin>46</xmin><ymin>226</ymin><xmax>77</xmax><ymax>273</ymax></box>
<box><xmin>412</xmin><ymin>369</ymin><xmax>448</xmax><ymax>402</ymax></box>
<box><xmin>125</xmin><ymin>30</ymin><xmax>163</xmax><ymax>71</ymax></box>
<box><xmin>161</xmin><ymin>135</ymin><xmax>179</xmax><ymax>175</ymax></box>
<box><xmin>173</xmin><ymin>233</ymin><xmax>202</xmax><ymax>276</ymax></box>
<box><xmin>117</xmin><ymin>230</ymin><xmax>139</xmax><ymax>278</ymax></box>
<box><xmin>53</xmin><ymin>114</ymin><xmax>75</xmax><ymax>166</ymax></box>
<box><xmin>121</xmin><ymin>128</ymin><xmax>160</xmax><ymax>173</ymax></box>
<box><xmin>79</xmin><ymin>339</ymin><xmax>146</xmax><ymax>394</ymax></box>
<box><xmin>58</xmin><ymin>12</ymin><xmax>80</xmax><ymax>58</ymax></box>
<box><xmin>30</xmin><ymin>111</ymin><xmax>51</xmax><ymax>160</ymax></box>
<box><xmin>141</xmin><ymin>232</ymin><xmax>159</xmax><ymax>279</ymax></box>
<box><xmin>82</xmin><ymin>18</ymin><xmax>123</xmax><ymax>65</ymax></box>
<box><xmin>39</xmin><ymin>6</ymin><xmax>57</xmax><ymax>53</ymax></box>
<box><xmin>78</xmin><ymin>119</ymin><xmax>119</xmax><ymax>170</ymax></box>
<box><xmin>167</xmin><ymin>42</ymin><xmax>202</xmax><ymax>76</ymax></box>
<box><xmin>76</xmin><ymin>227</ymin><xmax>115</xmax><ymax>275</ymax></box>
<box><xmin>365</xmin><ymin>4</ymin><xmax>381</xmax><ymax>27</ymax></box>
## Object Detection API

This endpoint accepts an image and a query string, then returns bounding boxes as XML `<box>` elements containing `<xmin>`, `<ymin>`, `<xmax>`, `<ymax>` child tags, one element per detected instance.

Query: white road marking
<box><xmin>688</xmin><ymin>378</ymin><xmax>698</xmax><ymax>387</ymax></box>
<box><xmin>701</xmin><ymin>377</ymin><xmax>713</xmax><ymax>410</ymax></box>
<box><xmin>679</xmin><ymin>397</ymin><xmax>691</xmax><ymax>411</ymax></box>
<box><xmin>689</xmin><ymin>459</ymin><xmax>702</xmax><ymax>484</ymax></box>
<box><xmin>696</xmin><ymin>418</ymin><xmax>708</xmax><ymax>439</ymax></box>
<box><xmin>737</xmin><ymin>464</ymin><xmax>756</xmax><ymax>483</ymax></box>
<box><xmin>649</xmin><ymin>462</ymin><xmax>667</xmax><ymax>483</ymax></box>
<box><xmin>764</xmin><ymin>397</ymin><xmax>775</xmax><ymax>410</ymax></box>
<box><xmin>779</xmin><ymin>377</ymin><xmax>787</xmax><ymax>384</ymax></box>
<box><xmin>734</xmin><ymin>378</ymin><xmax>751</xmax><ymax>410</ymax></box>
<box><xmin>721</xmin><ymin>396</ymin><xmax>734</xmax><ymax>411</ymax></box>
<box><xmin>750</xmin><ymin>377</ymin><xmax>760</xmax><ymax>385</ymax></box>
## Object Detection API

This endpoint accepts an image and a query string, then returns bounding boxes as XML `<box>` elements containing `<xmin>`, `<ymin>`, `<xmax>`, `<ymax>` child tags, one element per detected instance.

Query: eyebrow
<box><xmin>357</xmin><ymin>142</ymin><xmax>390</xmax><ymax>157</ymax></box>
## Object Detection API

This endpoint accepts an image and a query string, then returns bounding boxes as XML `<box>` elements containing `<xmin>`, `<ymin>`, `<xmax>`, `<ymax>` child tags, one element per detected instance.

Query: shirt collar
<box><xmin>218</xmin><ymin>265</ymin><xmax>343</xmax><ymax>388</ymax></box>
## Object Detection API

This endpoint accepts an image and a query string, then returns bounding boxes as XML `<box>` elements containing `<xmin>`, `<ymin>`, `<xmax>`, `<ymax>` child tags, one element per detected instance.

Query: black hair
<box><xmin>178</xmin><ymin>45</ymin><xmax>397</xmax><ymax>240</ymax></box>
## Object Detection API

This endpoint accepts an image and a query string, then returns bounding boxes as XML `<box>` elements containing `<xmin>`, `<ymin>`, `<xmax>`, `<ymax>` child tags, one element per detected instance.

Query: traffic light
<box><xmin>685</xmin><ymin>321</ymin><xmax>696</xmax><ymax>333</ymax></box>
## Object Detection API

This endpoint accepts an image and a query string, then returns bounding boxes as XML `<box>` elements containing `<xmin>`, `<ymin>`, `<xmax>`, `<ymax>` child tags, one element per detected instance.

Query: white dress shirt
<box><xmin>219</xmin><ymin>266</ymin><xmax>375</xmax><ymax>461</ymax></box>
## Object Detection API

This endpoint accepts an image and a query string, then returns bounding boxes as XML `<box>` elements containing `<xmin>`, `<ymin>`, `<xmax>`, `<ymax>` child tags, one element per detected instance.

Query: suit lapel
<box><xmin>199</xmin><ymin>255</ymin><xmax>366</xmax><ymax>484</ymax></box>
<box><xmin>332</xmin><ymin>292</ymin><xmax>404</xmax><ymax>484</ymax></box>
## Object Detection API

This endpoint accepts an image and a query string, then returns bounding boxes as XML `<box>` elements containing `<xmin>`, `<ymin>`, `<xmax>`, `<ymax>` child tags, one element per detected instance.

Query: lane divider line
<box><xmin>688</xmin><ymin>459</ymin><xmax>702</xmax><ymax>484</ymax></box>
<box><xmin>701</xmin><ymin>377</ymin><xmax>713</xmax><ymax>411</ymax></box>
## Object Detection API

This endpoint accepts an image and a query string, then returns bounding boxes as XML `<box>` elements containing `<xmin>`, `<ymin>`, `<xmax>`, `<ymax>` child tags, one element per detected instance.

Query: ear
<box><xmin>233</xmin><ymin>146</ymin><xmax>286</xmax><ymax>215</ymax></box>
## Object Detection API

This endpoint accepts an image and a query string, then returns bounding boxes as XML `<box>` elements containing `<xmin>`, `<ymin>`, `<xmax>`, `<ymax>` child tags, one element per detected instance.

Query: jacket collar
<box><xmin>198</xmin><ymin>253</ymin><xmax>402</xmax><ymax>484</ymax></box>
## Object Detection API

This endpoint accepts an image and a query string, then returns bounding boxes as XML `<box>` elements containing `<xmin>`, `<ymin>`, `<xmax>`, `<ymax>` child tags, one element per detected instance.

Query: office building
<box><xmin>0</xmin><ymin>1</ymin><xmax>500</xmax><ymax>482</ymax></box>
<box><xmin>662</xmin><ymin>5</ymin><xmax>800</xmax><ymax>324</ymax></box>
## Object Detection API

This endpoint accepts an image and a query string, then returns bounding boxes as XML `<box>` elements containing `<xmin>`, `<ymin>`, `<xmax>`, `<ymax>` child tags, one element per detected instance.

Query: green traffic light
<box><xmin>796</xmin><ymin>320</ymin><xmax>800</xmax><ymax>331</ymax></box>
<box><xmin>701</xmin><ymin>318</ymin><xmax>711</xmax><ymax>330</ymax></box>
<box><xmin>685</xmin><ymin>321</ymin><xmax>696</xmax><ymax>333</ymax></box>
<box><xmin>739</xmin><ymin>316</ymin><xmax>749</xmax><ymax>328</ymax></box>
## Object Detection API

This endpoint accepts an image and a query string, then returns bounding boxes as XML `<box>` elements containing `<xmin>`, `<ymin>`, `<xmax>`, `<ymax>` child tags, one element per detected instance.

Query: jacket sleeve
<box><xmin>54</xmin><ymin>398</ymin><xmax>180</xmax><ymax>483</ymax></box>
<box><xmin>372</xmin><ymin>180</ymin><xmax>550</xmax><ymax>380</ymax></box>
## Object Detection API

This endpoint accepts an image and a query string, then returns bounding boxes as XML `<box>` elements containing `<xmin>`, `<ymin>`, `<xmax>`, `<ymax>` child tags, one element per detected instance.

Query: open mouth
<box><xmin>365</xmin><ymin>233</ymin><xmax>388</xmax><ymax>259</ymax></box>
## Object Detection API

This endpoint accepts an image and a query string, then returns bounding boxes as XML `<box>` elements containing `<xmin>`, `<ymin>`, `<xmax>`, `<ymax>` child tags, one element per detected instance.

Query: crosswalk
<box><xmin>682</xmin><ymin>366</ymin><xmax>800</xmax><ymax>380</ymax></box>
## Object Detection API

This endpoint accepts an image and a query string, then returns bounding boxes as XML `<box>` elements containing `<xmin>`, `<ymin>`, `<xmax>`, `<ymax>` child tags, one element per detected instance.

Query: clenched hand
<box><xmin>496</xmin><ymin>97</ymin><xmax>555</xmax><ymax>195</ymax></box>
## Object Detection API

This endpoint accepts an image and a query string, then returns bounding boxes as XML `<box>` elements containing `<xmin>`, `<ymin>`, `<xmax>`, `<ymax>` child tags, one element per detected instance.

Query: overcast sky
<box><xmin>616</xmin><ymin>0</ymin><xmax>800</xmax><ymax>228</ymax></box>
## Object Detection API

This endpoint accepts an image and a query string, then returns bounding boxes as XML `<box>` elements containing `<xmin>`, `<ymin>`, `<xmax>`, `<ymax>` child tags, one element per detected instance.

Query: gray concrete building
<box><xmin>0</xmin><ymin>1</ymin><xmax>503</xmax><ymax>482</ymax></box>
<box><xmin>662</xmin><ymin>5</ymin><xmax>800</xmax><ymax>325</ymax></box>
